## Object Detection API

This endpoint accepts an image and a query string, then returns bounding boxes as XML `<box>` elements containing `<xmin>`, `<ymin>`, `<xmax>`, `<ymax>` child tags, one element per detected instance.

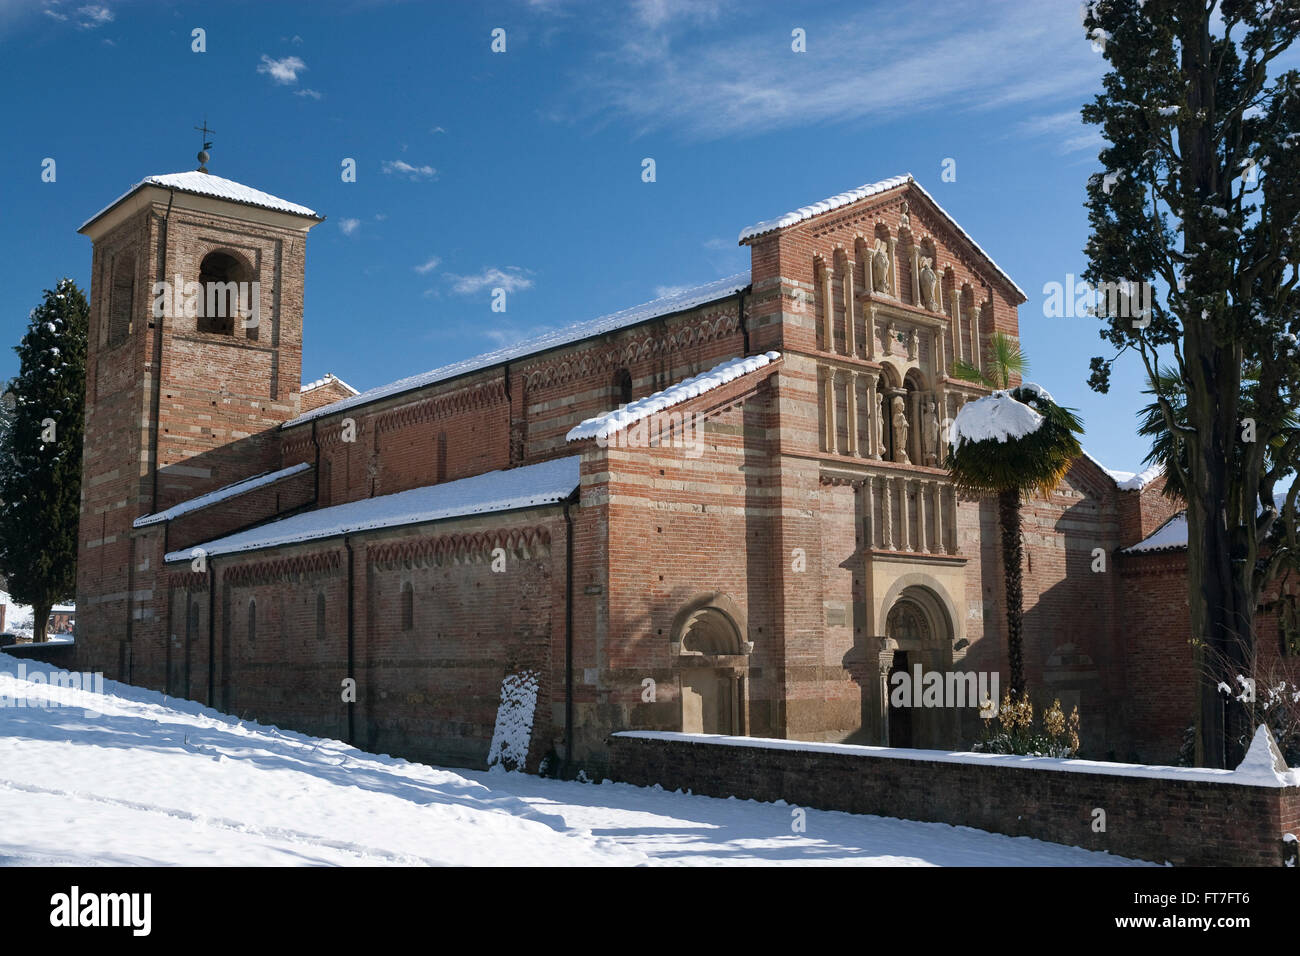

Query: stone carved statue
<box><xmin>923</xmin><ymin>398</ymin><xmax>939</xmax><ymax>465</ymax></box>
<box><xmin>919</xmin><ymin>256</ymin><xmax>938</xmax><ymax>311</ymax></box>
<box><xmin>871</xmin><ymin>238</ymin><xmax>892</xmax><ymax>295</ymax></box>
<box><xmin>892</xmin><ymin>395</ymin><xmax>910</xmax><ymax>465</ymax></box>
<box><xmin>898</xmin><ymin>200</ymin><xmax>911</xmax><ymax>232</ymax></box>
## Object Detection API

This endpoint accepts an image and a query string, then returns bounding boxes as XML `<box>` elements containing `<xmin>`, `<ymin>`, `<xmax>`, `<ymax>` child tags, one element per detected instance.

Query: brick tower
<box><xmin>75</xmin><ymin>165</ymin><xmax>322</xmax><ymax>680</ymax></box>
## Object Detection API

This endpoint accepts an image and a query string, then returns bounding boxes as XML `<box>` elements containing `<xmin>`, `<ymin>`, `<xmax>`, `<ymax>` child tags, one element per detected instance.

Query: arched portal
<box><xmin>672</xmin><ymin>594</ymin><xmax>749</xmax><ymax>736</ymax></box>
<box><xmin>882</xmin><ymin>586</ymin><xmax>955</xmax><ymax>749</ymax></box>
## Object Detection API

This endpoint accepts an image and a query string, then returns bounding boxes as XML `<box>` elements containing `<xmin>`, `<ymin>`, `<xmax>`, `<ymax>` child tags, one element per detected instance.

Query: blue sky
<box><xmin>0</xmin><ymin>0</ymin><xmax>1213</xmax><ymax>472</ymax></box>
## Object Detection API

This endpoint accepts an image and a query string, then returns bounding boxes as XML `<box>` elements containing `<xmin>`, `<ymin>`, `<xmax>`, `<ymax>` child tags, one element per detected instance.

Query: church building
<box><xmin>72</xmin><ymin>164</ymin><xmax>1298</xmax><ymax>773</ymax></box>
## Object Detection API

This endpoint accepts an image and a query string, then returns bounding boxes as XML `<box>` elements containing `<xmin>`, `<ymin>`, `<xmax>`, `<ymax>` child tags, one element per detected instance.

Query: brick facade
<box><xmin>72</xmin><ymin>170</ymin><xmax>1291</xmax><ymax>777</ymax></box>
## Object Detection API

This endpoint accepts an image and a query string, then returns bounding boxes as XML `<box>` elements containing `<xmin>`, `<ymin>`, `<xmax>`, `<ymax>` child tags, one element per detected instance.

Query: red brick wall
<box><xmin>610</xmin><ymin>732</ymin><xmax>1300</xmax><ymax>866</ymax></box>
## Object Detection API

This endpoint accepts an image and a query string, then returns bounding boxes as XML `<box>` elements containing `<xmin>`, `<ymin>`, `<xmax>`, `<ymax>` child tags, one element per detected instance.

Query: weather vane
<box><xmin>194</xmin><ymin>117</ymin><xmax>215</xmax><ymax>173</ymax></box>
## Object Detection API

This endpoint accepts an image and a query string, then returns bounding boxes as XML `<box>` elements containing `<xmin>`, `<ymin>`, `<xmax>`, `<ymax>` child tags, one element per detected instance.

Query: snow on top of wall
<box><xmin>165</xmin><ymin>456</ymin><xmax>580</xmax><ymax>562</ymax></box>
<box><xmin>949</xmin><ymin>390</ymin><xmax>1043</xmax><ymax>448</ymax></box>
<box><xmin>1081</xmin><ymin>451</ymin><xmax>1163</xmax><ymax>492</ymax></box>
<box><xmin>566</xmin><ymin>352</ymin><xmax>780</xmax><ymax>443</ymax></box>
<box><xmin>1125</xmin><ymin>511</ymin><xmax>1191</xmax><ymax>553</ymax></box>
<box><xmin>613</xmin><ymin>731</ymin><xmax>1300</xmax><ymax>788</ymax></box>
<box><xmin>737</xmin><ymin>173</ymin><xmax>1026</xmax><ymax>299</ymax></box>
<box><xmin>301</xmin><ymin>373</ymin><xmax>359</xmax><ymax>395</ymax></box>
<box><xmin>134</xmin><ymin>463</ymin><xmax>312</xmax><ymax>529</ymax></box>
<box><xmin>284</xmin><ymin>272</ymin><xmax>751</xmax><ymax>429</ymax></box>
<box><xmin>81</xmin><ymin>171</ymin><xmax>319</xmax><ymax>230</ymax></box>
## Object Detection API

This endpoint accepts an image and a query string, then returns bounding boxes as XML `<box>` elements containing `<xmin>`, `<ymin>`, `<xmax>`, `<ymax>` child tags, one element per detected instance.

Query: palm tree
<box><xmin>946</xmin><ymin>333</ymin><xmax>1084</xmax><ymax>699</ymax></box>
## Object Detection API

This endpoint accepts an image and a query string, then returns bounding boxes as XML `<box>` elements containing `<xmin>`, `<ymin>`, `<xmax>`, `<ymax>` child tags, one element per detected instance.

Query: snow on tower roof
<box><xmin>284</xmin><ymin>272</ymin><xmax>751</xmax><ymax>428</ymax></box>
<box><xmin>567</xmin><ymin>352</ymin><xmax>780</xmax><ymax>443</ymax></box>
<box><xmin>80</xmin><ymin>171</ymin><xmax>319</xmax><ymax>231</ymax></box>
<box><xmin>1122</xmin><ymin>511</ymin><xmax>1189</xmax><ymax>554</ymax></box>
<box><xmin>737</xmin><ymin>173</ymin><xmax>1026</xmax><ymax>300</ymax></box>
<box><xmin>165</xmin><ymin>456</ymin><xmax>580</xmax><ymax>562</ymax></box>
<box><xmin>134</xmin><ymin>463</ymin><xmax>312</xmax><ymax>528</ymax></box>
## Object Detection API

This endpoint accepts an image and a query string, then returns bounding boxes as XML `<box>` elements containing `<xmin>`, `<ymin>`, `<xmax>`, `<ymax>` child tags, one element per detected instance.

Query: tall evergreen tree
<box><xmin>0</xmin><ymin>279</ymin><xmax>88</xmax><ymax>642</ymax></box>
<box><xmin>1081</xmin><ymin>0</ymin><xmax>1300</xmax><ymax>766</ymax></box>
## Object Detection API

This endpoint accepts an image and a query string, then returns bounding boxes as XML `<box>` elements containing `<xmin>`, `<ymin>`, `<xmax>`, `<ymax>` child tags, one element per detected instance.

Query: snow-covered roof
<box><xmin>737</xmin><ymin>173</ymin><xmax>1026</xmax><ymax>300</ymax></box>
<box><xmin>950</xmin><ymin>390</ymin><xmax>1044</xmax><ymax>447</ymax></box>
<box><xmin>1080</xmin><ymin>451</ymin><xmax>1164</xmax><ymax>492</ymax></box>
<box><xmin>1122</xmin><ymin>512</ymin><xmax>1188</xmax><ymax>553</ymax></box>
<box><xmin>285</xmin><ymin>272</ymin><xmax>751</xmax><ymax>428</ymax></box>
<box><xmin>166</xmin><ymin>456</ymin><xmax>580</xmax><ymax>562</ymax></box>
<box><xmin>301</xmin><ymin>373</ymin><xmax>359</xmax><ymax>396</ymax></box>
<box><xmin>81</xmin><ymin>171</ymin><xmax>319</xmax><ymax>231</ymax></box>
<box><xmin>134</xmin><ymin>463</ymin><xmax>312</xmax><ymax>528</ymax></box>
<box><xmin>567</xmin><ymin>352</ymin><xmax>780</xmax><ymax>443</ymax></box>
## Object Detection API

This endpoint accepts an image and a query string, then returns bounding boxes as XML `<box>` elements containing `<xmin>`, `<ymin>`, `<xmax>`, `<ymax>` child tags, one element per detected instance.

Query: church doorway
<box><xmin>882</xmin><ymin>587</ymin><xmax>955</xmax><ymax>749</ymax></box>
<box><xmin>886</xmin><ymin>650</ymin><xmax>913</xmax><ymax>748</ymax></box>
<box><xmin>672</xmin><ymin>595</ymin><xmax>750</xmax><ymax>736</ymax></box>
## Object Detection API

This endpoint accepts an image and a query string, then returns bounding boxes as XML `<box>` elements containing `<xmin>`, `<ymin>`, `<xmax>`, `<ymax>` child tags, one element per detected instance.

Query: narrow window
<box><xmin>186</xmin><ymin>601</ymin><xmax>199</xmax><ymax>642</ymax></box>
<box><xmin>108</xmin><ymin>253</ymin><xmax>135</xmax><ymax>347</ymax></box>
<box><xmin>316</xmin><ymin>592</ymin><xmax>326</xmax><ymax>642</ymax></box>
<box><xmin>400</xmin><ymin>581</ymin><xmax>414</xmax><ymax>631</ymax></box>
<box><xmin>614</xmin><ymin>368</ymin><xmax>633</xmax><ymax>406</ymax></box>
<box><xmin>247</xmin><ymin>598</ymin><xmax>257</xmax><ymax>645</ymax></box>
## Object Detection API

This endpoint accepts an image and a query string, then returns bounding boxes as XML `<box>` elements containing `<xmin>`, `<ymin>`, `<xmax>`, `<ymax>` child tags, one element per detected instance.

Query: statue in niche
<box><xmin>875</xmin><ymin>387</ymin><xmax>887</xmax><ymax>457</ymax></box>
<box><xmin>871</xmin><ymin>238</ymin><xmax>892</xmax><ymax>295</ymax></box>
<box><xmin>923</xmin><ymin>398</ymin><xmax>939</xmax><ymax>465</ymax></box>
<box><xmin>907</xmin><ymin>328</ymin><xmax>918</xmax><ymax>361</ymax></box>
<box><xmin>892</xmin><ymin>395</ymin><xmax>910</xmax><ymax>465</ymax></box>
<box><xmin>919</xmin><ymin>256</ymin><xmax>938</xmax><ymax>311</ymax></box>
<box><xmin>898</xmin><ymin>200</ymin><xmax>911</xmax><ymax>232</ymax></box>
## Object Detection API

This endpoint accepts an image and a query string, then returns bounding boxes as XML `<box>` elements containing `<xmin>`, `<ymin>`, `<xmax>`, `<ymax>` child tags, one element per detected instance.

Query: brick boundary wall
<box><xmin>1</xmin><ymin>642</ymin><xmax>77</xmax><ymax>669</ymax></box>
<box><xmin>608</xmin><ymin>731</ymin><xmax>1300</xmax><ymax>866</ymax></box>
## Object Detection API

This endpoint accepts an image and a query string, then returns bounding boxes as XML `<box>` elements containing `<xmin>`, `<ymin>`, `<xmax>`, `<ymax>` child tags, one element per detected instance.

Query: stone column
<box><xmin>865</xmin><ymin>304</ymin><xmax>877</xmax><ymax>360</ymax></box>
<box><xmin>934</xmin><ymin>328</ymin><xmax>946</xmax><ymax>383</ymax></box>
<box><xmin>917</xmin><ymin>480</ymin><xmax>928</xmax><ymax>553</ymax></box>
<box><xmin>910</xmin><ymin>246</ymin><xmax>921</xmax><ymax>306</ymax></box>
<box><xmin>933</xmin><ymin>482</ymin><xmax>945</xmax><ymax>555</ymax></box>
<box><xmin>866</xmin><ymin>376</ymin><xmax>881</xmax><ymax>460</ymax></box>
<box><xmin>845</xmin><ymin>371</ymin><xmax>858</xmax><ymax>456</ymax></box>
<box><xmin>971</xmin><ymin>303</ymin><xmax>982</xmax><ymax>375</ymax></box>
<box><xmin>877</xmin><ymin>640</ymin><xmax>898</xmax><ymax>746</ymax></box>
<box><xmin>882</xmin><ymin>477</ymin><xmax>894</xmax><ymax>550</ymax></box>
<box><xmin>842</xmin><ymin>254</ymin><xmax>856</xmax><ymax>357</ymax></box>
<box><xmin>887</xmin><ymin>237</ymin><xmax>897</xmax><ymax>301</ymax></box>
<box><xmin>821</xmin><ymin>366</ymin><xmax>836</xmax><ymax>453</ymax></box>
<box><xmin>820</xmin><ymin>261</ymin><xmax>835</xmax><ymax>352</ymax></box>
<box><xmin>952</xmin><ymin>293</ymin><xmax>963</xmax><ymax>363</ymax></box>
<box><xmin>900</xmin><ymin>477</ymin><xmax>912</xmax><ymax>552</ymax></box>
<box><xmin>862</xmin><ymin>477</ymin><xmax>875</xmax><ymax>550</ymax></box>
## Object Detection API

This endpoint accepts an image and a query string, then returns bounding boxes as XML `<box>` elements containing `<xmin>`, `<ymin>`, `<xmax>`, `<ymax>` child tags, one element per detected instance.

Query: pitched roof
<box><xmin>134</xmin><ymin>463</ymin><xmax>312</xmax><ymax>528</ymax></box>
<box><xmin>1082</xmin><ymin>451</ymin><xmax>1164</xmax><ymax>492</ymax></box>
<box><xmin>567</xmin><ymin>351</ymin><xmax>780</xmax><ymax>443</ymax></box>
<box><xmin>737</xmin><ymin>173</ymin><xmax>1025</xmax><ymax>300</ymax></box>
<box><xmin>284</xmin><ymin>272</ymin><xmax>751</xmax><ymax>428</ymax></box>
<box><xmin>165</xmin><ymin>456</ymin><xmax>580</xmax><ymax>562</ymax></box>
<box><xmin>80</xmin><ymin>171</ymin><xmax>319</xmax><ymax>231</ymax></box>
<box><xmin>301</xmin><ymin>373</ymin><xmax>360</xmax><ymax>396</ymax></box>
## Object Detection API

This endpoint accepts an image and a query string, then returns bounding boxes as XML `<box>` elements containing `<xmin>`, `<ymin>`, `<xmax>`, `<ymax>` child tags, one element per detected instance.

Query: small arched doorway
<box><xmin>673</xmin><ymin>594</ymin><xmax>749</xmax><ymax>736</ymax></box>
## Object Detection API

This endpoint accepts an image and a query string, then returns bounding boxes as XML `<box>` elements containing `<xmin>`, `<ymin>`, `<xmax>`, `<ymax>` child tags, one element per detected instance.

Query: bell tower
<box><xmin>76</xmin><ymin>148</ymin><xmax>322</xmax><ymax>679</ymax></box>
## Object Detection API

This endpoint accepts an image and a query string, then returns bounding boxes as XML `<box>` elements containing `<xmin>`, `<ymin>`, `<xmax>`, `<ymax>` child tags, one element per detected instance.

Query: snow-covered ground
<box><xmin>0</xmin><ymin>653</ymin><xmax>1148</xmax><ymax>866</ymax></box>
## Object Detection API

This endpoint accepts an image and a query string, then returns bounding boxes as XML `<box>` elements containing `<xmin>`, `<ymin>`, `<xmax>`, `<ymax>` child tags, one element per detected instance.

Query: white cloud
<box><xmin>414</xmin><ymin>256</ymin><xmax>441</xmax><ymax>274</ymax></box>
<box><xmin>1014</xmin><ymin>109</ymin><xmax>1104</xmax><ymax>155</ymax></box>
<box><xmin>293</xmin><ymin>88</ymin><xmax>322</xmax><ymax>100</ymax></box>
<box><xmin>445</xmin><ymin>267</ymin><xmax>533</xmax><ymax>296</ymax></box>
<box><xmin>381</xmin><ymin>159</ymin><xmax>437</xmax><ymax>180</ymax></box>
<box><xmin>339</xmin><ymin>218</ymin><xmax>360</xmax><ymax>236</ymax></box>
<box><xmin>257</xmin><ymin>54</ymin><xmax>306</xmax><ymax>85</ymax></box>
<box><xmin>76</xmin><ymin>3</ymin><xmax>111</xmax><ymax>27</ymax></box>
<box><xmin>561</xmin><ymin>0</ymin><xmax>1103</xmax><ymax>141</ymax></box>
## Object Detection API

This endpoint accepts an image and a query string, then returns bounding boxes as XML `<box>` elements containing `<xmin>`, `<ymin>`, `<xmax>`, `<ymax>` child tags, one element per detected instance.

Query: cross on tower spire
<box><xmin>194</xmin><ymin>117</ymin><xmax>215</xmax><ymax>173</ymax></box>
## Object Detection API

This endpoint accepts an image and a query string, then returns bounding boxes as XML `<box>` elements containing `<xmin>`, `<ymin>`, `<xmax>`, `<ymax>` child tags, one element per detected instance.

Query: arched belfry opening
<box><xmin>672</xmin><ymin>593</ymin><xmax>750</xmax><ymax>736</ymax></box>
<box><xmin>197</xmin><ymin>250</ymin><xmax>255</xmax><ymax>337</ymax></box>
